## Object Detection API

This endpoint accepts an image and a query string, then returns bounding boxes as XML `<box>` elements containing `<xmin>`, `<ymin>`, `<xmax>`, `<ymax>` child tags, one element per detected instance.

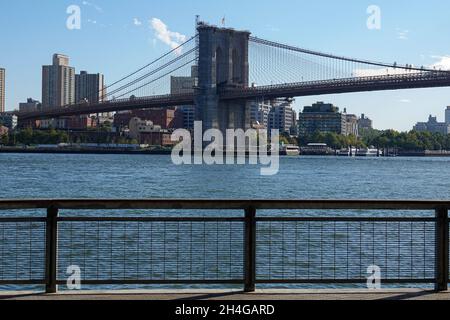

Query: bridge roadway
<box><xmin>17</xmin><ymin>72</ymin><xmax>450</xmax><ymax>121</ymax></box>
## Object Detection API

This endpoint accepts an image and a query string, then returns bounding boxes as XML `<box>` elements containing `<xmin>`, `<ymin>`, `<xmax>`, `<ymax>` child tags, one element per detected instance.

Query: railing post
<box><xmin>45</xmin><ymin>205</ymin><xmax>59</xmax><ymax>294</ymax></box>
<box><xmin>244</xmin><ymin>206</ymin><xmax>256</xmax><ymax>292</ymax></box>
<box><xmin>435</xmin><ymin>206</ymin><xmax>449</xmax><ymax>291</ymax></box>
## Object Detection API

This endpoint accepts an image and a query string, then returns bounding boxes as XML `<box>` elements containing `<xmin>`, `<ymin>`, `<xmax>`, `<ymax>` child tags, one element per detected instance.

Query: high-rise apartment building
<box><xmin>0</xmin><ymin>68</ymin><xmax>5</xmax><ymax>112</ymax></box>
<box><xmin>446</xmin><ymin>107</ymin><xmax>450</xmax><ymax>125</ymax></box>
<box><xmin>170</xmin><ymin>66</ymin><xmax>197</xmax><ymax>130</ymax></box>
<box><xmin>42</xmin><ymin>54</ymin><xmax>75</xmax><ymax>108</ymax></box>
<box><xmin>250</xmin><ymin>100</ymin><xmax>271</xmax><ymax>129</ymax></box>
<box><xmin>268</xmin><ymin>99</ymin><xmax>297</xmax><ymax>135</ymax></box>
<box><xmin>75</xmin><ymin>71</ymin><xmax>105</xmax><ymax>104</ymax></box>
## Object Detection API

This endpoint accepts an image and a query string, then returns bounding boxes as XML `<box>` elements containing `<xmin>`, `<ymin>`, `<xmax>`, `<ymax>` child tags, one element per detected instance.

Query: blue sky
<box><xmin>1</xmin><ymin>0</ymin><xmax>450</xmax><ymax>131</ymax></box>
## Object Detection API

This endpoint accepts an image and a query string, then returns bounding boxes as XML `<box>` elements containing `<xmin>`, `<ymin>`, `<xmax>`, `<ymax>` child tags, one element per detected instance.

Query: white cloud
<box><xmin>150</xmin><ymin>18</ymin><xmax>187</xmax><ymax>52</ymax></box>
<box><xmin>396</xmin><ymin>29</ymin><xmax>409</xmax><ymax>40</ymax></box>
<box><xmin>430</xmin><ymin>55</ymin><xmax>450</xmax><ymax>70</ymax></box>
<box><xmin>82</xmin><ymin>1</ymin><xmax>103</xmax><ymax>13</ymax></box>
<box><xmin>133</xmin><ymin>18</ymin><xmax>142</xmax><ymax>26</ymax></box>
<box><xmin>399</xmin><ymin>99</ymin><xmax>411</xmax><ymax>103</ymax></box>
<box><xmin>266</xmin><ymin>24</ymin><xmax>280</xmax><ymax>32</ymax></box>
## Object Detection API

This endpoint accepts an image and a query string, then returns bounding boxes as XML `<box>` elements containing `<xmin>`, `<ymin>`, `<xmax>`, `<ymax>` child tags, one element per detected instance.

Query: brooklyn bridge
<box><xmin>16</xmin><ymin>22</ymin><xmax>450</xmax><ymax>134</ymax></box>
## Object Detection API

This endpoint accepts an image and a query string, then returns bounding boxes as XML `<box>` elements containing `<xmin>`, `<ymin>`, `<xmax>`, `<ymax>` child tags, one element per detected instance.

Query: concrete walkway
<box><xmin>1</xmin><ymin>289</ymin><xmax>450</xmax><ymax>300</ymax></box>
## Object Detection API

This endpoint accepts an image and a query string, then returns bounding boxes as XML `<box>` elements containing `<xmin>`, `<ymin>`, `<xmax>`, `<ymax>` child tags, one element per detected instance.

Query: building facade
<box><xmin>75</xmin><ymin>71</ymin><xmax>105</xmax><ymax>104</ymax></box>
<box><xmin>128</xmin><ymin>117</ymin><xmax>173</xmax><ymax>146</ymax></box>
<box><xmin>345</xmin><ymin>113</ymin><xmax>359</xmax><ymax>136</ymax></box>
<box><xmin>176</xmin><ymin>105</ymin><xmax>195</xmax><ymax>130</ymax></box>
<box><xmin>42</xmin><ymin>54</ymin><xmax>75</xmax><ymax>109</ymax></box>
<box><xmin>0</xmin><ymin>68</ymin><xmax>5</xmax><ymax>113</ymax></box>
<box><xmin>446</xmin><ymin>107</ymin><xmax>450</xmax><ymax>125</ymax></box>
<box><xmin>298</xmin><ymin>102</ymin><xmax>346</xmax><ymax>137</ymax></box>
<box><xmin>114</xmin><ymin>109</ymin><xmax>180</xmax><ymax>130</ymax></box>
<box><xmin>413</xmin><ymin>115</ymin><xmax>450</xmax><ymax>135</ymax></box>
<box><xmin>19</xmin><ymin>98</ymin><xmax>41</xmax><ymax>113</ymax></box>
<box><xmin>358</xmin><ymin>114</ymin><xmax>373</xmax><ymax>132</ymax></box>
<box><xmin>171</xmin><ymin>66</ymin><xmax>197</xmax><ymax>130</ymax></box>
<box><xmin>0</xmin><ymin>113</ymin><xmax>18</xmax><ymax>130</ymax></box>
<box><xmin>268</xmin><ymin>99</ymin><xmax>297</xmax><ymax>135</ymax></box>
<box><xmin>249</xmin><ymin>100</ymin><xmax>271</xmax><ymax>129</ymax></box>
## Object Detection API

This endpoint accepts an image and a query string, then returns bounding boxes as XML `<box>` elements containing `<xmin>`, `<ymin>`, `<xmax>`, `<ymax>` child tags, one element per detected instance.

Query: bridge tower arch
<box><xmin>196</xmin><ymin>25</ymin><xmax>251</xmax><ymax>135</ymax></box>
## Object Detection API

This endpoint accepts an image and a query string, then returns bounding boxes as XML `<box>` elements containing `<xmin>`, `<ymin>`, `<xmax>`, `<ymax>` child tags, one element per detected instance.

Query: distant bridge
<box><xmin>17</xmin><ymin>23</ymin><xmax>450</xmax><ymax>129</ymax></box>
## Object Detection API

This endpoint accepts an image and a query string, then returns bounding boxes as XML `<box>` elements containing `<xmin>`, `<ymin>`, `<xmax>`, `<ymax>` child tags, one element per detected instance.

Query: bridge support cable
<box><xmin>94</xmin><ymin>35</ymin><xmax>198</xmax><ymax>102</ymax></box>
<box><xmin>248</xmin><ymin>36</ymin><xmax>448</xmax><ymax>89</ymax></box>
<box><xmin>97</xmin><ymin>35</ymin><xmax>198</xmax><ymax>101</ymax></box>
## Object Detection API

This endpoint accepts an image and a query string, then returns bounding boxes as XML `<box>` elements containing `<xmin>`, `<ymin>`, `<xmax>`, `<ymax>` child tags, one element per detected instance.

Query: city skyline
<box><xmin>1</xmin><ymin>0</ymin><xmax>450</xmax><ymax>131</ymax></box>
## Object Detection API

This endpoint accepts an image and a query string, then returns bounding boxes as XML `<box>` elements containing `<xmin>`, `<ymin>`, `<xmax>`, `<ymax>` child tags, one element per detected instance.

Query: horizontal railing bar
<box><xmin>55</xmin><ymin>280</ymin><xmax>244</xmax><ymax>285</ymax></box>
<box><xmin>57</xmin><ymin>217</ymin><xmax>245</xmax><ymax>222</ymax></box>
<box><xmin>0</xmin><ymin>217</ymin><xmax>438</xmax><ymax>223</ymax></box>
<box><xmin>0</xmin><ymin>217</ymin><xmax>47</xmax><ymax>223</ymax></box>
<box><xmin>0</xmin><ymin>280</ymin><xmax>46</xmax><ymax>285</ymax></box>
<box><xmin>0</xmin><ymin>279</ymin><xmax>436</xmax><ymax>286</ymax></box>
<box><xmin>256</xmin><ymin>217</ymin><xmax>437</xmax><ymax>222</ymax></box>
<box><xmin>0</xmin><ymin>199</ymin><xmax>449</xmax><ymax>211</ymax></box>
<box><xmin>256</xmin><ymin>279</ymin><xmax>435</xmax><ymax>284</ymax></box>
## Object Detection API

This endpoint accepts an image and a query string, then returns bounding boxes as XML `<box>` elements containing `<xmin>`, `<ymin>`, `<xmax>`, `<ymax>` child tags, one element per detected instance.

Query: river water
<box><xmin>1</xmin><ymin>153</ymin><xmax>450</xmax><ymax>200</ymax></box>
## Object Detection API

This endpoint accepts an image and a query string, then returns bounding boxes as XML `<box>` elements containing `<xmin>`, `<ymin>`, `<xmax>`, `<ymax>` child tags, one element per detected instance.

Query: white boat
<box><xmin>356</xmin><ymin>147</ymin><xmax>382</xmax><ymax>157</ymax></box>
<box><xmin>281</xmin><ymin>144</ymin><xmax>300</xmax><ymax>156</ymax></box>
<box><xmin>337</xmin><ymin>147</ymin><xmax>357</xmax><ymax>157</ymax></box>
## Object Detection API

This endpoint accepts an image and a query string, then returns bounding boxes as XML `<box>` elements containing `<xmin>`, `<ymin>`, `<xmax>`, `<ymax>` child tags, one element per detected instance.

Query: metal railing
<box><xmin>0</xmin><ymin>200</ymin><xmax>448</xmax><ymax>293</ymax></box>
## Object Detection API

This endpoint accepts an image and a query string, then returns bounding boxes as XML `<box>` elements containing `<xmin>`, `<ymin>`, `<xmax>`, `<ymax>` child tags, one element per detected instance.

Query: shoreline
<box><xmin>1</xmin><ymin>148</ymin><xmax>450</xmax><ymax>157</ymax></box>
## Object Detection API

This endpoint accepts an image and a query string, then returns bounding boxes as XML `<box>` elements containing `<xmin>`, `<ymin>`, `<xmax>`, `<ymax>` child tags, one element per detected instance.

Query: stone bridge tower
<box><xmin>195</xmin><ymin>24</ymin><xmax>252</xmax><ymax>136</ymax></box>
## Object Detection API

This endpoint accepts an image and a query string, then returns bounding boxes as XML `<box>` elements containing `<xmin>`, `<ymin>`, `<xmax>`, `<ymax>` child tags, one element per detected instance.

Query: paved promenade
<box><xmin>1</xmin><ymin>289</ymin><xmax>450</xmax><ymax>300</ymax></box>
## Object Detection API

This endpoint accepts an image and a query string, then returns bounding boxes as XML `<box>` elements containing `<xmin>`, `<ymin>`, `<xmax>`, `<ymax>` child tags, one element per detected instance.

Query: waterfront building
<box><xmin>171</xmin><ymin>66</ymin><xmax>197</xmax><ymax>130</ymax></box>
<box><xmin>0</xmin><ymin>113</ymin><xmax>18</xmax><ymax>130</ymax></box>
<box><xmin>75</xmin><ymin>71</ymin><xmax>105</xmax><ymax>104</ymax></box>
<box><xmin>114</xmin><ymin>109</ymin><xmax>180</xmax><ymax>131</ymax></box>
<box><xmin>42</xmin><ymin>54</ymin><xmax>75</xmax><ymax>109</ymax></box>
<box><xmin>345</xmin><ymin>113</ymin><xmax>359</xmax><ymax>137</ymax></box>
<box><xmin>413</xmin><ymin>115</ymin><xmax>450</xmax><ymax>135</ymax></box>
<box><xmin>0</xmin><ymin>68</ymin><xmax>5</xmax><ymax>112</ymax></box>
<box><xmin>298</xmin><ymin>102</ymin><xmax>346</xmax><ymax>136</ymax></box>
<box><xmin>446</xmin><ymin>106</ymin><xmax>450</xmax><ymax>125</ymax></box>
<box><xmin>39</xmin><ymin>118</ymin><xmax>68</xmax><ymax>130</ymax></box>
<box><xmin>128</xmin><ymin>117</ymin><xmax>173</xmax><ymax>146</ymax></box>
<box><xmin>19</xmin><ymin>98</ymin><xmax>41</xmax><ymax>112</ymax></box>
<box><xmin>358</xmin><ymin>114</ymin><xmax>373</xmax><ymax>132</ymax></box>
<box><xmin>176</xmin><ymin>105</ymin><xmax>195</xmax><ymax>130</ymax></box>
<box><xmin>268</xmin><ymin>98</ymin><xmax>297</xmax><ymax>135</ymax></box>
<box><xmin>249</xmin><ymin>100</ymin><xmax>271</xmax><ymax>129</ymax></box>
<box><xmin>38</xmin><ymin>115</ymin><xmax>96</xmax><ymax>130</ymax></box>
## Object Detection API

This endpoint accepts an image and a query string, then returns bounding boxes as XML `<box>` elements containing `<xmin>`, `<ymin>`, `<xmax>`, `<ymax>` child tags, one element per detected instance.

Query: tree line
<box><xmin>297</xmin><ymin>129</ymin><xmax>450</xmax><ymax>151</ymax></box>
